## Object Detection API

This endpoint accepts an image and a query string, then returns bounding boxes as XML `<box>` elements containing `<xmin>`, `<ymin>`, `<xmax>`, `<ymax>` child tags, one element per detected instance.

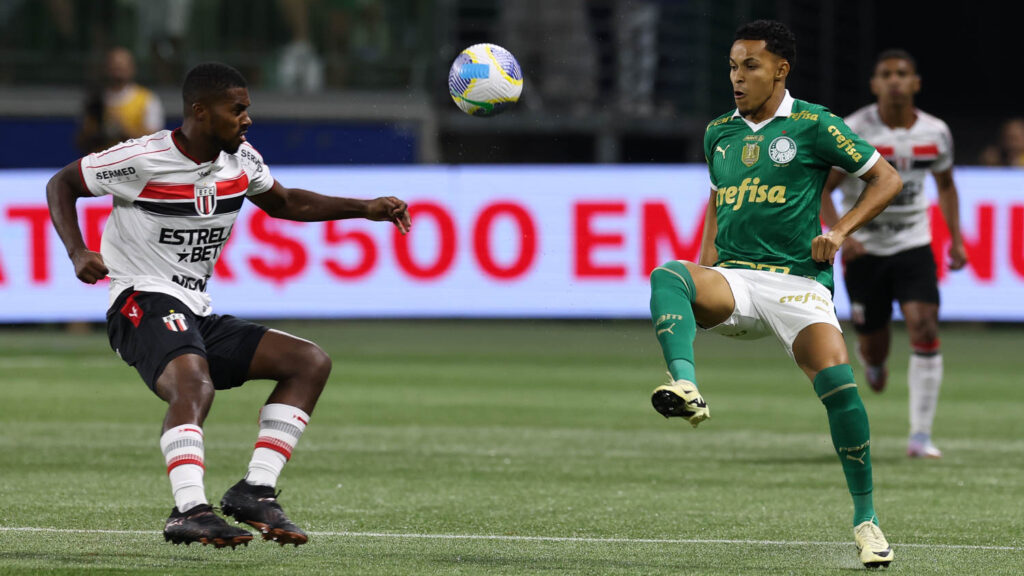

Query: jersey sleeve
<box><xmin>79</xmin><ymin>141</ymin><xmax>156</xmax><ymax>200</ymax></box>
<box><xmin>239</xmin><ymin>143</ymin><xmax>274</xmax><ymax>196</ymax></box>
<box><xmin>932</xmin><ymin>119</ymin><xmax>955</xmax><ymax>173</ymax></box>
<box><xmin>815</xmin><ymin>113</ymin><xmax>879</xmax><ymax>178</ymax></box>
<box><xmin>703</xmin><ymin>123</ymin><xmax>720</xmax><ymax>190</ymax></box>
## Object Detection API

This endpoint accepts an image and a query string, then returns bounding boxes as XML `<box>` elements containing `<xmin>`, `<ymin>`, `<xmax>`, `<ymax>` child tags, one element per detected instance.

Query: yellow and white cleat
<box><xmin>854</xmin><ymin>521</ymin><xmax>894</xmax><ymax>568</ymax></box>
<box><xmin>651</xmin><ymin>378</ymin><xmax>709</xmax><ymax>428</ymax></box>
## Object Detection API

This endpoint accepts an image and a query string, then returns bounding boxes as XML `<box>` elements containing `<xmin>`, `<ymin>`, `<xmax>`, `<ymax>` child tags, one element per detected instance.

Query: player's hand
<box><xmin>811</xmin><ymin>230</ymin><xmax>844</xmax><ymax>264</ymax></box>
<box><xmin>840</xmin><ymin>237</ymin><xmax>866</xmax><ymax>263</ymax></box>
<box><xmin>71</xmin><ymin>249</ymin><xmax>108</xmax><ymax>284</ymax></box>
<box><xmin>367</xmin><ymin>196</ymin><xmax>411</xmax><ymax>235</ymax></box>
<box><xmin>948</xmin><ymin>241</ymin><xmax>968</xmax><ymax>271</ymax></box>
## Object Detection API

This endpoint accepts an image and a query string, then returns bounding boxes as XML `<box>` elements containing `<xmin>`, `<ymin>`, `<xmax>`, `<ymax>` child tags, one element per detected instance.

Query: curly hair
<box><xmin>734</xmin><ymin>20</ymin><xmax>797</xmax><ymax>64</ymax></box>
<box><xmin>182</xmin><ymin>62</ymin><xmax>248</xmax><ymax>109</ymax></box>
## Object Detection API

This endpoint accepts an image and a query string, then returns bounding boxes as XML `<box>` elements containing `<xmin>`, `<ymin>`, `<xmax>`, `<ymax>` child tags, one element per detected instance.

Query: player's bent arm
<box><xmin>811</xmin><ymin>159</ymin><xmax>901</xmax><ymax>263</ymax></box>
<box><xmin>934</xmin><ymin>168</ymin><xmax>969</xmax><ymax>270</ymax></box>
<box><xmin>698</xmin><ymin>188</ymin><xmax>719</xmax><ymax>266</ymax></box>
<box><xmin>249</xmin><ymin>180</ymin><xmax>411</xmax><ymax>234</ymax></box>
<box><xmin>46</xmin><ymin>160</ymin><xmax>109</xmax><ymax>284</ymax></box>
<box><xmin>819</xmin><ymin>169</ymin><xmax>845</xmax><ymax>229</ymax></box>
<box><xmin>830</xmin><ymin>159</ymin><xmax>901</xmax><ymax>240</ymax></box>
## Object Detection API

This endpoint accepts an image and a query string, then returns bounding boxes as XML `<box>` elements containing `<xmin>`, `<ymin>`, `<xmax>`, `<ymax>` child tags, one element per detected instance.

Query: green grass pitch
<box><xmin>0</xmin><ymin>320</ymin><xmax>1021</xmax><ymax>575</ymax></box>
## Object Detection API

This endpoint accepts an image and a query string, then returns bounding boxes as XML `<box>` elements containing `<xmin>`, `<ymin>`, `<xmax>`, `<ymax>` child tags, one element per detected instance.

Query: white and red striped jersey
<box><xmin>80</xmin><ymin>129</ymin><xmax>274</xmax><ymax>315</ymax></box>
<box><xmin>836</xmin><ymin>103</ymin><xmax>953</xmax><ymax>255</ymax></box>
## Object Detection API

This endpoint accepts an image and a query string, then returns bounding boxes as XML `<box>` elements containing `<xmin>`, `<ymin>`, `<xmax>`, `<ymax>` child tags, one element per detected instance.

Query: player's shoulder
<box><xmin>234</xmin><ymin>140</ymin><xmax>268</xmax><ymax>173</ymax></box>
<box><xmin>841</xmin><ymin>104</ymin><xmax>875</xmax><ymax>127</ymax></box>
<box><xmin>705</xmin><ymin>111</ymin><xmax>737</xmax><ymax>133</ymax></box>
<box><xmin>83</xmin><ymin>130</ymin><xmax>174</xmax><ymax>167</ymax></box>
<box><xmin>913</xmin><ymin>108</ymin><xmax>952</xmax><ymax>134</ymax></box>
<box><xmin>789</xmin><ymin>98</ymin><xmax>832</xmax><ymax>119</ymax></box>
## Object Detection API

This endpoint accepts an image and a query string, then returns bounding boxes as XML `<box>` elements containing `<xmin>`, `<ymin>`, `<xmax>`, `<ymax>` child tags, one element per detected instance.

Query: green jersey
<box><xmin>703</xmin><ymin>92</ymin><xmax>878</xmax><ymax>291</ymax></box>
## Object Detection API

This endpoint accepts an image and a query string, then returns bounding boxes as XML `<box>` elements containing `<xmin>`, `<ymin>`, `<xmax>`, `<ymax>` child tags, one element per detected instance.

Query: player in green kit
<box><xmin>647</xmin><ymin>20</ymin><xmax>902</xmax><ymax>568</ymax></box>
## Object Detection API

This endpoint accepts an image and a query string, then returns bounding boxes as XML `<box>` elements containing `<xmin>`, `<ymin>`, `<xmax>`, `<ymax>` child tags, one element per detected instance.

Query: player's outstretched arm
<box><xmin>811</xmin><ymin>158</ymin><xmax>901</xmax><ymax>264</ymax></box>
<box><xmin>249</xmin><ymin>180</ymin><xmax>411</xmax><ymax>234</ymax></box>
<box><xmin>934</xmin><ymin>168</ymin><xmax>968</xmax><ymax>270</ymax></box>
<box><xmin>46</xmin><ymin>160</ymin><xmax>109</xmax><ymax>284</ymax></box>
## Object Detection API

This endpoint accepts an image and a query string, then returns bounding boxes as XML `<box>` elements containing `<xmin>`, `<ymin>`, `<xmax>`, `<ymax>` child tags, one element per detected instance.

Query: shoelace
<box><xmin>859</xmin><ymin>524</ymin><xmax>888</xmax><ymax>549</ymax></box>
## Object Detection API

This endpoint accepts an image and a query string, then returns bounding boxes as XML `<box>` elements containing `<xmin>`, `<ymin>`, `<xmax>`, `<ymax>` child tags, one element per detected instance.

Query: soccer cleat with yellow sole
<box><xmin>651</xmin><ymin>378</ymin><xmax>709</xmax><ymax>428</ymax></box>
<box><xmin>854</xmin><ymin>521</ymin><xmax>894</xmax><ymax>568</ymax></box>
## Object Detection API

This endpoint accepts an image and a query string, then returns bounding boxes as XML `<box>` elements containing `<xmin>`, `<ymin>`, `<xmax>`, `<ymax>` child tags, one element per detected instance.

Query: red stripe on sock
<box><xmin>912</xmin><ymin>339</ymin><xmax>940</xmax><ymax>354</ymax></box>
<box><xmin>167</xmin><ymin>456</ymin><xmax>204</xmax><ymax>474</ymax></box>
<box><xmin>255</xmin><ymin>437</ymin><xmax>294</xmax><ymax>460</ymax></box>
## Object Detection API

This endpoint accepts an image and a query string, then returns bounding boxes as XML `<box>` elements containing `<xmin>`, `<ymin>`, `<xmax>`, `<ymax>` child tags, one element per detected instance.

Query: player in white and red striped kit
<box><xmin>822</xmin><ymin>49</ymin><xmax>968</xmax><ymax>459</ymax></box>
<box><xmin>47</xmin><ymin>62</ymin><xmax>411</xmax><ymax>548</ymax></box>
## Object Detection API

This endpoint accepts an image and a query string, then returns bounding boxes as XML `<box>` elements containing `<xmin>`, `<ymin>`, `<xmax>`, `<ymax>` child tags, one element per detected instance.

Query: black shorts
<box><xmin>106</xmin><ymin>288</ymin><xmax>269</xmax><ymax>393</ymax></box>
<box><xmin>843</xmin><ymin>244</ymin><xmax>940</xmax><ymax>333</ymax></box>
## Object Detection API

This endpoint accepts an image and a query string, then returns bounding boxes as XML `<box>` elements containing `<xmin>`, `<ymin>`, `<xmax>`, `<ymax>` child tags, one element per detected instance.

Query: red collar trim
<box><xmin>172</xmin><ymin>128</ymin><xmax>206</xmax><ymax>165</ymax></box>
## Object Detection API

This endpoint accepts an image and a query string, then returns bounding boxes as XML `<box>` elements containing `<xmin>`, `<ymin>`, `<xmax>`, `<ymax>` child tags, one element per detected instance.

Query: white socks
<box><xmin>908</xmin><ymin>352</ymin><xmax>943</xmax><ymax>438</ymax></box>
<box><xmin>160</xmin><ymin>425</ymin><xmax>208</xmax><ymax>513</ymax></box>
<box><xmin>158</xmin><ymin>404</ymin><xmax>309</xmax><ymax>509</ymax></box>
<box><xmin>245</xmin><ymin>403</ymin><xmax>310</xmax><ymax>487</ymax></box>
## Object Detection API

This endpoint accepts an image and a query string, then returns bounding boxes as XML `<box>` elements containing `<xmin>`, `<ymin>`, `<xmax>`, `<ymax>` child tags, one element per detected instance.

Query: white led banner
<box><xmin>1</xmin><ymin>165</ymin><xmax>1021</xmax><ymax>322</ymax></box>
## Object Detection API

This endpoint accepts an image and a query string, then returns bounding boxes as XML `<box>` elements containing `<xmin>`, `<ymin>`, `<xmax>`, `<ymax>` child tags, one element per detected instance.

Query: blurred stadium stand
<box><xmin>0</xmin><ymin>0</ymin><xmax>1006</xmax><ymax>168</ymax></box>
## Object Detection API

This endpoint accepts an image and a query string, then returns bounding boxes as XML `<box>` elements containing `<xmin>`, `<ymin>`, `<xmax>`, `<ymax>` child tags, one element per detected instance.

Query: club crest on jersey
<box><xmin>769</xmin><ymin>136</ymin><xmax>797</xmax><ymax>165</ymax></box>
<box><xmin>194</xmin><ymin>183</ymin><xmax>217</xmax><ymax>216</ymax></box>
<box><xmin>163</xmin><ymin>312</ymin><xmax>188</xmax><ymax>332</ymax></box>
<box><xmin>741</xmin><ymin>143</ymin><xmax>760</xmax><ymax>166</ymax></box>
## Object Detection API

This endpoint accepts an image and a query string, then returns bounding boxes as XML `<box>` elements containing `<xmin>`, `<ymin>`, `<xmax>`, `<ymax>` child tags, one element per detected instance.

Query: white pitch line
<box><xmin>0</xmin><ymin>526</ymin><xmax>1020</xmax><ymax>552</ymax></box>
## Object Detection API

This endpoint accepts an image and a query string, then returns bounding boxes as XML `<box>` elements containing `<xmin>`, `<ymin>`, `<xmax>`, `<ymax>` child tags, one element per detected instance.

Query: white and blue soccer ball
<box><xmin>448</xmin><ymin>43</ymin><xmax>523</xmax><ymax>117</ymax></box>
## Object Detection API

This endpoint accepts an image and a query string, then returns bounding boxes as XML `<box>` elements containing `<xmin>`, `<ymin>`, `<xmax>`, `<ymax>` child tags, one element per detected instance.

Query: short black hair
<box><xmin>734</xmin><ymin>20</ymin><xmax>797</xmax><ymax>64</ymax></box>
<box><xmin>876</xmin><ymin>48</ymin><xmax>917</xmax><ymax>72</ymax></box>
<box><xmin>182</xmin><ymin>62</ymin><xmax>247</xmax><ymax>108</ymax></box>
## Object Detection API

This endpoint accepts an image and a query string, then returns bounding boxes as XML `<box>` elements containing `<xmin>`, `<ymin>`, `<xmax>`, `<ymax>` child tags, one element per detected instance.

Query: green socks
<box><xmin>650</xmin><ymin>261</ymin><xmax>698</xmax><ymax>384</ymax></box>
<box><xmin>814</xmin><ymin>364</ymin><xmax>877</xmax><ymax>526</ymax></box>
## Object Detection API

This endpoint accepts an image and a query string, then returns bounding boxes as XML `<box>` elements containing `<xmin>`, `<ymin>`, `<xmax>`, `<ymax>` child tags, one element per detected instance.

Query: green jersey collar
<box><xmin>731</xmin><ymin>90</ymin><xmax>795</xmax><ymax>132</ymax></box>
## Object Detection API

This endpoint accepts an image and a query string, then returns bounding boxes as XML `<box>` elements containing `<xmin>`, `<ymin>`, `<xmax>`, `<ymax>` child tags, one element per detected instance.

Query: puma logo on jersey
<box><xmin>716</xmin><ymin>145</ymin><xmax>730</xmax><ymax>159</ymax></box>
<box><xmin>656</xmin><ymin>323</ymin><xmax>676</xmax><ymax>336</ymax></box>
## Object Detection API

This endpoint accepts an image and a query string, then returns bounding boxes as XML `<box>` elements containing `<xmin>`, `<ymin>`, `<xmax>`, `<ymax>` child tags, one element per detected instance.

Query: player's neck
<box><xmin>176</xmin><ymin>124</ymin><xmax>220</xmax><ymax>164</ymax></box>
<box><xmin>877</xmin><ymin>102</ymin><xmax>916</xmax><ymax>129</ymax></box>
<box><xmin>744</xmin><ymin>87</ymin><xmax>786</xmax><ymax>124</ymax></box>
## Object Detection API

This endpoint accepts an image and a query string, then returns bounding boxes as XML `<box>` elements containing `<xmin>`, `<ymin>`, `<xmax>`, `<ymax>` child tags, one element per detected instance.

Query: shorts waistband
<box><xmin>718</xmin><ymin>260</ymin><xmax>816</xmax><ymax>280</ymax></box>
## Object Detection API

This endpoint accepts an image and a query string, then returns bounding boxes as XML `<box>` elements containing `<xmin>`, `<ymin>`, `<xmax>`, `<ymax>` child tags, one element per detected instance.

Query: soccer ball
<box><xmin>448</xmin><ymin>43</ymin><xmax>523</xmax><ymax>117</ymax></box>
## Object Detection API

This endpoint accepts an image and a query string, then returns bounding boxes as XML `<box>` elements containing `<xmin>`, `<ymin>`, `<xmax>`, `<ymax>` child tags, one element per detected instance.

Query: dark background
<box><xmin>0</xmin><ymin>0</ymin><xmax>1015</xmax><ymax>167</ymax></box>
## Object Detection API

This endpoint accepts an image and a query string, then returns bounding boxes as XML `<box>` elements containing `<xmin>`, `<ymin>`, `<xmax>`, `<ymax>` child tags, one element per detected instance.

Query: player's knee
<box><xmin>650</xmin><ymin>260</ymin><xmax>696</xmax><ymax>293</ymax></box>
<box><xmin>160</xmin><ymin>376</ymin><xmax>215</xmax><ymax>413</ymax></box>
<box><xmin>297</xmin><ymin>343</ymin><xmax>332</xmax><ymax>386</ymax></box>
<box><xmin>908</xmin><ymin>318</ymin><xmax>939</xmax><ymax>345</ymax></box>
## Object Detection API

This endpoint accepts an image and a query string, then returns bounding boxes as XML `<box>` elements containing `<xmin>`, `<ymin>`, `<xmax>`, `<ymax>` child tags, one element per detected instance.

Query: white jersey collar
<box><xmin>732</xmin><ymin>90</ymin><xmax>795</xmax><ymax>132</ymax></box>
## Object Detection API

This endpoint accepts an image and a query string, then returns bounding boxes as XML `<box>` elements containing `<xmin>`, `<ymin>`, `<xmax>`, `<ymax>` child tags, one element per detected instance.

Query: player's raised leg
<box><xmin>649</xmin><ymin>260</ymin><xmax>733</xmax><ymax>427</ymax></box>
<box><xmin>156</xmin><ymin>354</ymin><xmax>254</xmax><ymax>548</ymax></box>
<box><xmin>220</xmin><ymin>330</ymin><xmax>331</xmax><ymax>546</ymax></box>
<box><xmin>902</xmin><ymin>301</ymin><xmax>943</xmax><ymax>458</ymax></box>
<box><xmin>793</xmin><ymin>323</ymin><xmax>892</xmax><ymax>568</ymax></box>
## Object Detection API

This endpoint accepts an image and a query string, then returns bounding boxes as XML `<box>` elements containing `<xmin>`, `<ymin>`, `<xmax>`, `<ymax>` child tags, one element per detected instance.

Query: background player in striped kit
<box><xmin>47</xmin><ymin>62</ymin><xmax>411</xmax><ymax>548</ymax></box>
<box><xmin>822</xmin><ymin>49</ymin><xmax>968</xmax><ymax>459</ymax></box>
